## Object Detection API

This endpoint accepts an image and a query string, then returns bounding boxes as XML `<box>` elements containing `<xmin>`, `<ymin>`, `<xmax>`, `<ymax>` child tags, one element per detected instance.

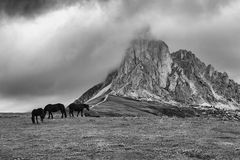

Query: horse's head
<box><xmin>41</xmin><ymin>109</ymin><xmax>46</xmax><ymax>121</ymax></box>
<box><xmin>43</xmin><ymin>108</ymin><xmax>47</xmax><ymax>115</ymax></box>
<box><xmin>86</xmin><ymin>104</ymin><xmax>90</xmax><ymax>111</ymax></box>
<box><xmin>83</xmin><ymin>104</ymin><xmax>90</xmax><ymax>111</ymax></box>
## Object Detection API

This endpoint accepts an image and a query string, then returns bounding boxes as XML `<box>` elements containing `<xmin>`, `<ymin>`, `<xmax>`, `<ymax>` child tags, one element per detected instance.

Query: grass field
<box><xmin>1</xmin><ymin>113</ymin><xmax>240</xmax><ymax>160</ymax></box>
<box><xmin>1</xmin><ymin>96</ymin><xmax>240</xmax><ymax>160</ymax></box>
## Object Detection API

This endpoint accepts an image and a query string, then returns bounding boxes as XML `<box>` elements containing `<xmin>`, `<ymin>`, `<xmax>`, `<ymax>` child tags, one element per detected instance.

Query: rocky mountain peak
<box><xmin>110</xmin><ymin>38</ymin><xmax>173</xmax><ymax>100</ymax></box>
<box><xmin>172</xmin><ymin>49</ymin><xmax>196</xmax><ymax>60</ymax></box>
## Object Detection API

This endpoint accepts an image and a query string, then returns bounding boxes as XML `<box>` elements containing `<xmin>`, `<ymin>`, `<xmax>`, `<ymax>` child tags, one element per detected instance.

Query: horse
<box><xmin>44</xmin><ymin>103</ymin><xmax>67</xmax><ymax>119</ymax></box>
<box><xmin>31</xmin><ymin>108</ymin><xmax>45</xmax><ymax>124</ymax></box>
<box><xmin>68</xmin><ymin>103</ymin><xmax>90</xmax><ymax>117</ymax></box>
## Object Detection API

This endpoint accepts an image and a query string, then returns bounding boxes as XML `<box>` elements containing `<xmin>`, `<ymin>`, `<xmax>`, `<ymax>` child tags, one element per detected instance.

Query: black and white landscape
<box><xmin>1</xmin><ymin>0</ymin><xmax>240</xmax><ymax>159</ymax></box>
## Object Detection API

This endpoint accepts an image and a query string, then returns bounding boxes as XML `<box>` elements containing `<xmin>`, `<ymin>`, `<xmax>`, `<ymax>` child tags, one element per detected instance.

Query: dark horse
<box><xmin>31</xmin><ymin>108</ymin><xmax>45</xmax><ymax>124</ymax></box>
<box><xmin>44</xmin><ymin>103</ymin><xmax>67</xmax><ymax>119</ymax></box>
<box><xmin>68</xmin><ymin>103</ymin><xmax>90</xmax><ymax>117</ymax></box>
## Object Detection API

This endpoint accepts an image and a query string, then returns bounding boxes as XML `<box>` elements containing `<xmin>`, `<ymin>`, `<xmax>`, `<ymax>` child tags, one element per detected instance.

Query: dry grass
<box><xmin>1</xmin><ymin>113</ymin><xmax>240</xmax><ymax>160</ymax></box>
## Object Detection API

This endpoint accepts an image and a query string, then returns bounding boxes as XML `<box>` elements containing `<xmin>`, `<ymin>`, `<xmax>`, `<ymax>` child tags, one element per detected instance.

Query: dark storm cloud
<box><xmin>0</xmin><ymin>0</ymin><xmax>63</xmax><ymax>18</ymax></box>
<box><xmin>1</xmin><ymin>0</ymin><xmax>231</xmax><ymax>19</ymax></box>
<box><xmin>0</xmin><ymin>0</ymin><xmax>239</xmax><ymax>112</ymax></box>
<box><xmin>0</xmin><ymin>0</ymin><xmax>110</xmax><ymax>18</ymax></box>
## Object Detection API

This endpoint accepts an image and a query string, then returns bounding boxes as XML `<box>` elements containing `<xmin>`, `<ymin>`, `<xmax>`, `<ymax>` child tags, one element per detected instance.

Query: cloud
<box><xmin>115</xmin><ymin>0</ymin><xmax>234</xmax><ymax>21</ymax></box>
<box><xmin>0</xmin><ymin>1</ymin><xmax>141</xmax><ymax>111</ymax></box>
<box><xmin>0</xmin><ymin>0</ymin><xmax>239</xmax><ymax>112</ymax></box>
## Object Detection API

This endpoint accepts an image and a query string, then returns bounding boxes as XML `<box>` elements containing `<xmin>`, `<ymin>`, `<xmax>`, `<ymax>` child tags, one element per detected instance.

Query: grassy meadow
<box><xmin>1</xmin><ymin>112</ymin><xmax>240</xmax><ymax>160</ymax></box>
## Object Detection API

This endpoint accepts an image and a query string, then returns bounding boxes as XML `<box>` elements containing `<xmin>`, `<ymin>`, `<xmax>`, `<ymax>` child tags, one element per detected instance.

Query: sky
<box><xmin>0</xmin><ymin>0</ymin><xmax>239</xmax><ymax>112</ymax></box>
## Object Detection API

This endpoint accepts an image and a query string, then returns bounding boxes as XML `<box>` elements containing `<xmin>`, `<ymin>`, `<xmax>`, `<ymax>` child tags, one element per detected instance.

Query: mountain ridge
<box><xmin>76</xmin><ymin>38</ymin><xmax>240</xmax><ymax>110</ymax></box>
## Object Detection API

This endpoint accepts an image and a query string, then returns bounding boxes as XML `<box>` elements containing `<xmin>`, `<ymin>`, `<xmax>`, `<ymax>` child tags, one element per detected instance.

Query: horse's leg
<box><xmin>61</xmin><ymin>110</ymin><xmax>63</xmax><ymax>118</ymax></box>
<box><xmin>81</xmin><ymin>110</ymin><xmax>84</xmax><ymax>117</ymax></box>
<box><xmin>77</xmin><ymin>111</ymin><xmax>80</xmax><ymax>117</ymax></box>
<box><xmin>51</xmin><ymin>112</ymin><xmax>53</xmax><ymax>119</ymax></box>
<box><xmin>61</xmin><ymin>107</ymin><xmax>66</xmax><ymax>118</ymax></box>
<box><xmin>32</xmin><ymin>115</ymin><xmax>35</xmax><ymax>124</ymax></box>
<box><xmin>36</xmin><ymin>116</ymin><xmax>38</xmax><ymax>124</ymax></box>
<box><xmin>48</xmin><ymin>112</ymin><xmax>50</xmax><ymax>119</ymax></box>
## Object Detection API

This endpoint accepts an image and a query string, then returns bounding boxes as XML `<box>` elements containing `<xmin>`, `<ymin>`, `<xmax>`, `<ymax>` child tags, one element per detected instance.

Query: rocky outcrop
<box><xmin>76</xmin><ymin>38</ymin><xmax>240</xmax><ymax>110</ymax></box>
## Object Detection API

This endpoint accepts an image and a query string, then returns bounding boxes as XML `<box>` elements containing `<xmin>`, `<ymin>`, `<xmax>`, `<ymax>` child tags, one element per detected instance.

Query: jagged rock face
<box><xmin>171</xmin><ymin>50</ymin><xmax>240</xmax><ymax>106</ymax></box>
<box><xmin>204</xmin><ymin>64</ymin><xmax>240</xmax><ymax>104</ymax></box>
<box><xmin>171</xmin><ymin>50</ymin><xmax>207</xmax><ymax>80</ymax></box>
<box><xmin>169</xmin><ymin>50</ymin><xmax>216</xmax><ymax>104</ymax></box>
<box><xmin>111</xmin><ymin>39</ymin><xmax>172</xmax><ymax>100</ymax></box>
<box><xmin>76</xmin><ymin>38</ymin><xmax>240</xmax><ymax>109</ymax></box>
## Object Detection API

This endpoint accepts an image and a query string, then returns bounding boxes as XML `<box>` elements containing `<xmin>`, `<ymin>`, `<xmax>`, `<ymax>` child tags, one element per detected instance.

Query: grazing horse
<box><xmin>68</xmin><ymin>103</ymin><xmax>90</xmax><ymax>117</ymax></box>
<box><xmin>44</xmin><ymin>103</ymin><xmax>67</xmax><ymax>119</ymax></box>
<box><xmin>31</xmin><ymin>108</ymin><xmax>45</xmax><ymax>124</ymax></box>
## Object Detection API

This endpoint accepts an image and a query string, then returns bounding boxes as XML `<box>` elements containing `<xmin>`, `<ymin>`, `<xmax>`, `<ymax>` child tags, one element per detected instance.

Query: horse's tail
<box><xmin>64</xmin><ymin>109</ymin><xmax>67</xmax><ymax>117</ymax></box>
<box><xmin>31</xmin><ymin>114</ymin><xmax>35</xmax><ymax>124</ymax></box>
<box><xmin>69</xmin><ymin>107</ymin><xmax>71</xmax><ymax>115</ymax></box>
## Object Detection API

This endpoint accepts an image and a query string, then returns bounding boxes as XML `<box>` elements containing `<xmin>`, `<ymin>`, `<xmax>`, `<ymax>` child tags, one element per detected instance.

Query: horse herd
<box><xmin>31</xmin><ymin>103</ymin><xmax>90</xmax><ymax>124</ymax></box>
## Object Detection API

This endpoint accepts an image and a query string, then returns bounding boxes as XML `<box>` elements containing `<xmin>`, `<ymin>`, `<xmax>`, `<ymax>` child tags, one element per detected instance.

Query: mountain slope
<box><xmin>76</xmin><ymin>38</ymin><xmax>240</xmax><ymax>110</ymax></box>
<box><xmin>75</xmin><ymin>69</ymin><xmax>118</xmax><ymax>104</ymax></box>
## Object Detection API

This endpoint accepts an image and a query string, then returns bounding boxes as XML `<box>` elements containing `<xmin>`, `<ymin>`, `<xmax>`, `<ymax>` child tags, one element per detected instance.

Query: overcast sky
<box><xmin>0</xmin><ymin>0</ymin><xmax>239</xmax><ymax>112</ymax></box>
